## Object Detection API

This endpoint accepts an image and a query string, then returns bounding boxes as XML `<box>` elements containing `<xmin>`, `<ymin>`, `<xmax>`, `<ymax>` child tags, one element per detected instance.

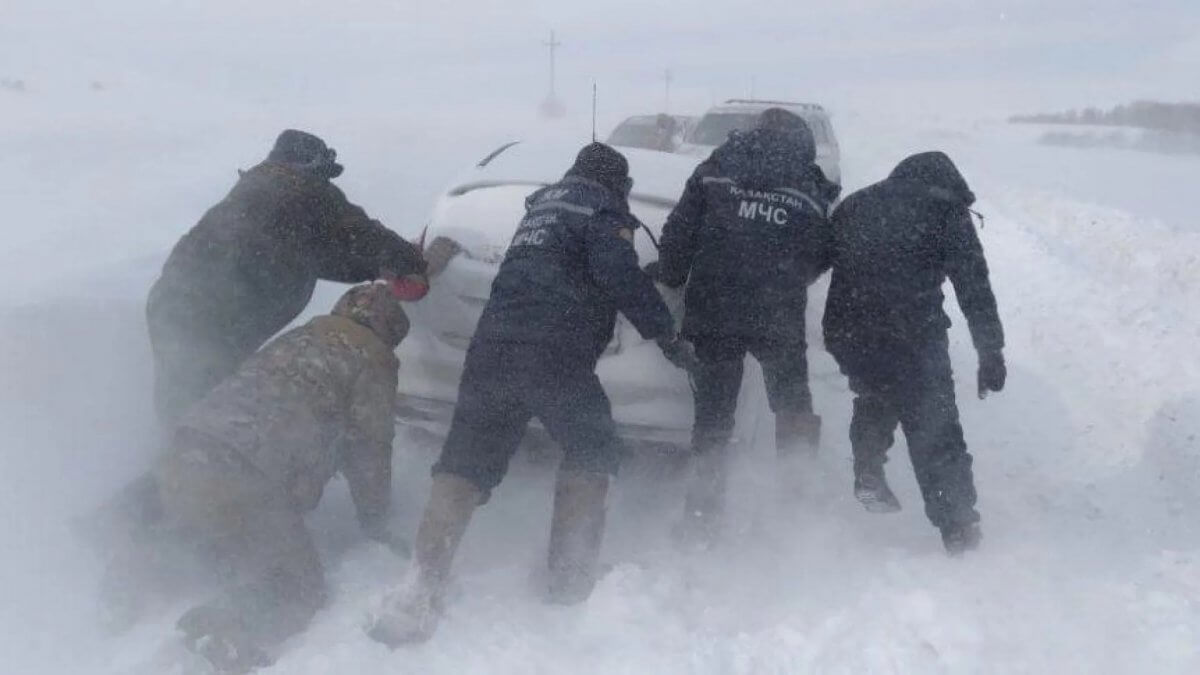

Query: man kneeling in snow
<box><xmin>114</xmin><ymin>283</ymin><xmax>409</xmax><ymax>671</ymax></box>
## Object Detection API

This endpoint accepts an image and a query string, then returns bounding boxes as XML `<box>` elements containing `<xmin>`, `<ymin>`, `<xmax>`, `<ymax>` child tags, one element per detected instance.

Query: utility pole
<box><xmin>544</xmin><ymin>30</ymin><xmax>561</xmax><ymax>96</ymax></box>
<box><xmin>663</xmin><ymin>69</ymin><xmax>673</xmax><ymax>113</ymax></box>
<box><xmin>539</xmin><ymin>30</ymin><xmax>565</xmax><ymax>118</ymax></box>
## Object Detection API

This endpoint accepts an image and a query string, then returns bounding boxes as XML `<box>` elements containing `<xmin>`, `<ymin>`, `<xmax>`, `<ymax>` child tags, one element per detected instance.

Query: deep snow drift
<box><xmin>1</xmin><ymin>88</ymin><xmax>1198</xmax><ymax>673</ymax></box>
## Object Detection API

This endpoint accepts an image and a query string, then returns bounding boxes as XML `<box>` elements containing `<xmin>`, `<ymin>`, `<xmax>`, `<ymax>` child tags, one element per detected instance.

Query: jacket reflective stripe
<box><xmin>702</xmin><ymin>176</ymin><xmax>827</xmax><ymax>215</ymax></box>
<box><xmin>530</xmin><ymin>200</ymin><xmax>596</xmax><ymax>216</ymax></box>
<box><xmin>776</xmin><ymin>187</ymin><xmax>828</xmax><ymax>215</ymax></box>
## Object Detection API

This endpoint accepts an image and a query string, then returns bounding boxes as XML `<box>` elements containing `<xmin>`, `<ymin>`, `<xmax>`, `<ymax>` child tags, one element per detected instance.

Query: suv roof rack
<box><xmin>722</xmin><ymin>98</ymin><xmax>825</xmax><ymax>111</ymax></box>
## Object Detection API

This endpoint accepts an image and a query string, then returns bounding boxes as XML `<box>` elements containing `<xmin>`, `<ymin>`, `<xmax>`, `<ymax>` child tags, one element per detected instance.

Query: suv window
<box><xmin>608</xmin><ymin>120</ymin><xmax>670</xmax><ymax>150</ymax></box>
<box><xmin>689</xmin><ymin>111</ymin><xmax>830</xmax><ymax>146</ymax></box>
<box><xmin>687</xmin><ymin>113</ymin><xmax>758</xmax><ymax>145</ymax></box>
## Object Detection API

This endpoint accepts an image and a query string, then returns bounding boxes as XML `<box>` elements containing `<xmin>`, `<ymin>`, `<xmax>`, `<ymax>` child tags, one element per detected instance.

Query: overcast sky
<box><xmin>4</xmin><ymin>1</ymin><xmax>1198</xmax><ymax>123</ymax></box>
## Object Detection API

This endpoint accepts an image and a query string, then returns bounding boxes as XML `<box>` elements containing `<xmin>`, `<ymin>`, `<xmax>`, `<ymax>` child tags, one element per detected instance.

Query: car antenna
<box><xmin>586</xmin><ymin>80</ymin><xmax>661</xmax><ymax>251</ymax></box>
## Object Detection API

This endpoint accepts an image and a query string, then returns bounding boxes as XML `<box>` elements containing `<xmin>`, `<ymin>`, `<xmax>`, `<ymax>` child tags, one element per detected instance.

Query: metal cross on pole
<box><xmin>664</xmin><ymin>69</ymin><xmax>673</xmax><ymax>113</ymax></box>
<box><xmin>543</xmin><ymin>30</ymin><xmax>561</xmax><ymax>97</ymax></box>
<box><xmin>539</xmin><ymin>30</ymin><xmax>566</xmax><ymax>118</ymax></box>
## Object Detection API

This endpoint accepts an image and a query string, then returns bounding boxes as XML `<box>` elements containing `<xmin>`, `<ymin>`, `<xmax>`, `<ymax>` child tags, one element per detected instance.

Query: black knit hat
<box><xmin>566</xmin><ymin>142</ymin><xmax>632</xmax><ymax>196</ymax></box>
<box><xmin>268</xmin><ymin>129</ymin><xmax>344</xmax><ymax>178</ymax></box>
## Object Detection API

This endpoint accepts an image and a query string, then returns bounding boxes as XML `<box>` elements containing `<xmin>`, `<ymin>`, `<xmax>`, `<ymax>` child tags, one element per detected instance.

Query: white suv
<box><xmin>676</xmin><ymin>99</ymin><xmax>841</xmax><ymax>184</ymax></box>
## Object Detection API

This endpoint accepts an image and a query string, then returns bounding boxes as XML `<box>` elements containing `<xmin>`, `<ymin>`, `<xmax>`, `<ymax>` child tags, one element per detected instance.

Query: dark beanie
<box><xmin>566</xmin><ymin>142</ymin><xmax>630</xmax><ymax>195</ymax></box>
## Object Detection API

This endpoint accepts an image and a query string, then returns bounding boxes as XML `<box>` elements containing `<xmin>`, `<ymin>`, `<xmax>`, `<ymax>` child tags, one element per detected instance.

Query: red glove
<box><xmin>390</xmin><ymin>274</ymin><xmax>429</xmax><ymax>302</ymax></box>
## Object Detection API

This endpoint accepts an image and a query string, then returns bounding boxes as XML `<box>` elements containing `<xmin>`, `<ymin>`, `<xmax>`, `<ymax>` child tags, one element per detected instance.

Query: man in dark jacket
<box><xmin>109</xmin><ymin>283</ymin><xmax>411</xmax><ymax>672</ymax></box>
<box><xmin>649</xmin><ymin>108</ymin><xmax>840</xmax><ymax>531</ymax></box>
<box><xmin>822</xmin><ymin>151</ymin><xmax>1006</xmax><ymax>555</ymax></box>
<box><xmin>146</xmin><ymin>129</ymin><xmax>427</xmax><ymax>425</ymax></box>
<box><xmin>368</xmin><ymin>143</ymin><xmax>696</xmax><ymax>647</ymax></box>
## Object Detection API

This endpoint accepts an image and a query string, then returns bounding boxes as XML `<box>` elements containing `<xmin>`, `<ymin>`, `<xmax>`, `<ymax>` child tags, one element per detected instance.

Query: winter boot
<box><xmin>941</xmin><ymin>521</ymin><xmax>983</xmax><ymax>556</ymax></box>
<box><xmin>675</xmin><ymin>442</ymin><xmax>730</xmax><ymax>548</ymax></box>
<box><xmin>368</xmin><ymin>473</ymin><xmax>481</xmax><ymax>647</ymax></box>
<box><xmin>177</xmin><ymin>604</ymin><xmax>274</xmax><ymax>673</ymax></box>
<box><xmin>546</xmin><ymin>470</ymin><xmax>610</xmax><ymax>604</ymax></box>
<box><xmin>775</xmin><ymin>411</ymin><xmax>822</xmax><ymax>459</ymax></box>
<box><xmin>854</xmin><ymin>460</ymin><xmax>902</xmax><ymax>514</ymax></box>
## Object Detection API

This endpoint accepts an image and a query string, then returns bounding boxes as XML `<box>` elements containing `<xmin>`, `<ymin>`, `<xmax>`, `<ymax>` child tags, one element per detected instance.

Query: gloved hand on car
<box><xmin>658</xmin><ymin>333</ymin><xmax>700</xmax><ymax>371</ymax></box>
<box><xmin>643</xmin><ymin>260</ymin><xmax>685</xmax><ymax>289</ymax></box>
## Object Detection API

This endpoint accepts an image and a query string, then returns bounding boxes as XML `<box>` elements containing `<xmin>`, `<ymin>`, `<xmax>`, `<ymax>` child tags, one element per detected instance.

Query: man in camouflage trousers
<box><xmin>109</xmin><ymin>283</ymin><xmax>409</xmax><ymax>672</ymax></box>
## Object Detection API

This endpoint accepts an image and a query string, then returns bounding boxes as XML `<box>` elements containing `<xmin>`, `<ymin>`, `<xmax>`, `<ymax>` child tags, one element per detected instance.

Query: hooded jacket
<box><xmin>822</xmin><ymin>152</ymin><xmax>1003</xmax><ymax>375</ymax></box>
<box><xmin>471</xmin><ymin>150</ymin><xmax>674</xmax><ymax>362</ymax></box>
<box><xmin>656</xmin><ymin>127</ymin><xmax>840</xmax><ymax>341</ymax></box>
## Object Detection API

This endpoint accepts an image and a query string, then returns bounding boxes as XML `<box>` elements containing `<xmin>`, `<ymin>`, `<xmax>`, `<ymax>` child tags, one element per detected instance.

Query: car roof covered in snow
<box><xmin>444</xmin><ymin>138</ymin><xmax>700</xmax><ymax>209</ymax></box>
<box><xmin>710</xmin><ymin>99</ymin><xmax>828</xmax><ymax>116</ymax></box>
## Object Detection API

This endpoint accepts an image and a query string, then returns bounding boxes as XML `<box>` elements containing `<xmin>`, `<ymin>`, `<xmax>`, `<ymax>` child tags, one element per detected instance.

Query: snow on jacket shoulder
<box><xmin>147</xmin><ymin>161</ymin><xmax>424</xmax><ymax>359</ymax></box>
<box><xmin>472</xmin><ymin>175</ymin><xmax>673</xmax><ymax>360</ymax></box>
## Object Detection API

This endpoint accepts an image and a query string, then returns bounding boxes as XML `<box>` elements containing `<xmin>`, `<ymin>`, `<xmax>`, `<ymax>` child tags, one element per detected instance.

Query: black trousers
<box><xmin>435</xmin><ymin>341</ymin><xmax>624</xmax><ymax>496</ymax></box>
<box><xmin>846</xmin><ymin>337</ymin><xmax>979</xmax><ymax>530</ymax></box>
<box><xmin>690</xmin><ymin>334</ymin><xmax>811</xmax><ymax>452</ymax></box>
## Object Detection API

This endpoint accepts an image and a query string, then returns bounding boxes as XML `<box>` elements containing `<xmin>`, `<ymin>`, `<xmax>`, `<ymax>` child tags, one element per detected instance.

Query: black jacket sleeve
<box><xmin>943</xmin><ymin>208</ymin><xmax>1004</xmax><ymax>354</ymax></box>
<box><xmin>655</xmin><ymin>165</ymin><xmax>709</xmax><ymax>288</ymax></box>
<box><xmin>585</xmin><ymin>213</ymin><xmax>675</xmax><ymax>341</ymax></box>
<box><xmin>313</xmin><ymin>185</ymin><xmax>427</xmax><ymax>283</ymax></box>
<box><xmin>803</xmin><ymin>169</ymin><xmax>840</xmax><ymax>284</ymax></box>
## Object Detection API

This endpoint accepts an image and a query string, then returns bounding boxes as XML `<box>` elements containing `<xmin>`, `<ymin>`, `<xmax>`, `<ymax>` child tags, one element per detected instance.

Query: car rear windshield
<box><xmin>688</xmin><ymin>111</ymin><xmax>831</xmax><ymax>146</ymax></box>
<box><xmin>608</xmin><ymin>122</ymin><xmax>666</xmax><ymax>149</ymax></box>
<box><xmin>687</xmin><ymin>113</ymin><xmax>757</xmax><ymax>145</ymax></box>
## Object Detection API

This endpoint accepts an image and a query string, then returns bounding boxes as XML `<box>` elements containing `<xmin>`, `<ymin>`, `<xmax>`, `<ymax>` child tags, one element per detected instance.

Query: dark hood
<box><xmin>888</xmin><ymin>151</ymin><xmax>975</xmax><ymax>206</ymax></box>
<box><xmin>713</xmin><ymin>126</ymin><xmax>816</xmax><ymax>189</ymax></box>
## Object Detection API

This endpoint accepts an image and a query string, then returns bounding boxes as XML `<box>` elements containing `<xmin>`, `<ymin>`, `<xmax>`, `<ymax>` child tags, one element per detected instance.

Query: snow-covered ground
<box><xmin>1</xmin><ymin>84</ymin><xmax>1198</xmax><ymax>673</ymax></box>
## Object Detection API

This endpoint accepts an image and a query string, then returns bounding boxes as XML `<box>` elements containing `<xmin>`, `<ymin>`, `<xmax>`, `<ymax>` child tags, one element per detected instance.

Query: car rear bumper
<box><xmin>395</xmin><ymin>391</ymin><xmax>691</xmax><ymax>454</ymax></box>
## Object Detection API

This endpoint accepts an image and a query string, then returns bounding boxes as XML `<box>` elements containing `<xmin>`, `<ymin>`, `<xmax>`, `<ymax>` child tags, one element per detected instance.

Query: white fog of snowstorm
<box><xmin>2</xmin><ymin>1</ymin><xmax>1199</xmax><ymax>672</ymax></box>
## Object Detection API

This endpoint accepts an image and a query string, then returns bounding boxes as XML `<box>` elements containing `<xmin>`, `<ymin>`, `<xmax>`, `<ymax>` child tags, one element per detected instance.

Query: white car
<box><xmin>606</xmin><ymin>114</ymin><xmax>697</xmax><ymax>153</ymax></box>
<box><xmin>396</xmin><ymin>140</ymin><xmax>700</xmax><ymax>451</ymax></box>
<box><xmin>676</xmin><ymin>99</ymin><xmax>842</xmax><ymax>184</ymax></box>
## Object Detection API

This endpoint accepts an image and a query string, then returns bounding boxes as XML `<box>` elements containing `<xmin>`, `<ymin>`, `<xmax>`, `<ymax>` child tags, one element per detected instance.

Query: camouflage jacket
<box><xmin>147</xmin><ymin>161</ymin><xmax>425</xmax><ymax>360</ymax></box>
<box><xmin>175</xmin><ymin>314</ymin><xmax>399</xmax><ymax>522</ymax></box>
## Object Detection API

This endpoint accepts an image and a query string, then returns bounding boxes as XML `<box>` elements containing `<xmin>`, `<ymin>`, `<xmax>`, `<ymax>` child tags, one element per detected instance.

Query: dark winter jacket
<box><xmin>146</xmin><ymin>160</ymin><xmax>425</xmax><ymax>366</ymax></box>
<box><xmin>656</xmin><ymin>127</ymin><xmax>840</xmax><ymax>342</ymax></box>
<box><xmin>175</xmin><ymin>309</ymin><xmax>400</xmax><ymax>522</ymax></box>
<box><xmin>471</xmin><ymin>173</ymin><xmax>674</xmax><ymax>362</ymax></box>
<box><xmin>822</xmin><ymin>152</ymin><xmax>1004</xmax><ymax>376</ymax></box>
